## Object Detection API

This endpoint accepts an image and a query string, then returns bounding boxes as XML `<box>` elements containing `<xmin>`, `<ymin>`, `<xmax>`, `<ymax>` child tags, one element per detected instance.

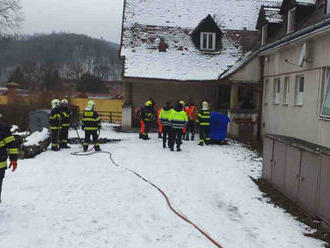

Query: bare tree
<box><xmin>0</xmin><ymin>0</ymin><xmax>22</xmax><ymax>35</ymax></box>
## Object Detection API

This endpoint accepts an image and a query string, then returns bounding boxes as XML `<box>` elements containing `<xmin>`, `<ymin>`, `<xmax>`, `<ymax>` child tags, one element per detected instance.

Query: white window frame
<box><xmin>287</xmin><ymin>8</ymin><xmax>296</xmax><ymax>33</ymax></box>
<box><xmin>321</xmin><ymin>68</ymin><xmax>330</xmax><ymax>118</ymax></box>
<box><xmin>264</xmin><ymin>79</ymin><xmax>269</xmax><ymax>104</ymax></box>
<box><xmin>261</xmin><ymin>24</ymin><xmax>268</xmax><ymax>45</ymax></box>
<box><xmin>295</xmin><ymin>75</ymin><xmax>304</xmax><ymax>106</ymax></box>
<box><xmin>273</xmin><ymin>78</ymin><xmax>281</xmax><ymax>105</ymax></box>
<box><xmin>200</xmin><ymin>32</ymin><xmax>216</xmax><ymax>51</ymax></box>
<box><xmin>283</xmin><ymin>76</ymin><xmax>290</xmax><ymax>105</ymax></box>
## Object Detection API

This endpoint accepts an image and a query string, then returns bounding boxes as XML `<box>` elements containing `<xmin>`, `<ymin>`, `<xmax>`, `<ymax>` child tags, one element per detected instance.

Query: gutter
<box><xmin>260</xmin><ymin>17</ymin><xmax>330</xmax><ymax>55</ymax></box>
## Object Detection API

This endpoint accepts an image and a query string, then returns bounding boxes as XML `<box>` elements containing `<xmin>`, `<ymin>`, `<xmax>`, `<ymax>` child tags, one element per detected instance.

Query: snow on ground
<box><xmin>0</xmin><ymin>127</ymin><xmax>325</xmax><ymax>248</ymax></box>
<box><xmin>23</xmin><ymin>128</ymin><xmax>49</xmax><ymax>146</ymax></box>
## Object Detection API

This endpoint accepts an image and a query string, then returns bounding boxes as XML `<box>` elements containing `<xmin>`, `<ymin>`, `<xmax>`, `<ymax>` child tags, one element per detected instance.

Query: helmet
<box><xmin>179</xmin><ymin>100</ymin><xmax>185</xmax><ymax>106</ymax></box>
<box><xmin>51</xmin><ymin>99</ymin><xmax>60</xmax><ymax>108</ymax></box>
<box><xmin>61</xmin><ymin>99</ymin><xmax>69</xmax><ymax>105</ymax></box>
<box><xmin>145</xmin><ymin>100</ymin><xmax>152</xmax><ymax>107</ymax></box>
<box><xmin>202</xmin><ymin>101</ymin><xmax>209</xmax><ymax>110</ymax></box>
<box><xmin>86</xmin><ymin>100</ymin><xmax>95</xmax><ymax>110</ymax></box>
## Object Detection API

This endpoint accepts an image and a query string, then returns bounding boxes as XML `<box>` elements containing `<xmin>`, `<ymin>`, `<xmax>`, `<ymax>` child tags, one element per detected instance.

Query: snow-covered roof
<box><xmin>264</xmin><ymin>7</ymin><xmax>283</xmax><ymax>24</ymax></box>
<box><xmin>121</xmin><ymin>0</ymin><xmax>283</xmax><ymax>81</ymax></box>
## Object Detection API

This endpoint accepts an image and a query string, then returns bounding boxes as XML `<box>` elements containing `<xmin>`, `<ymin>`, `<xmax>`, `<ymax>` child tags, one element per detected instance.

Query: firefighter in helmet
<box><xmin>197</xmin><ymin>101</ymin><xmax>211</xmax><ymax>146</ymax></box>
<box><xmin>0</xmin><ymin>114</ymin><xmax>18</xmax><ymax>203</ymax></box>
<box><xmin>49</xmin><ymin>99</ymin><xmax>62</xmax><ymax>151</ymax></box>
<box><xmin>139</xmin><ymin>100</ymin><xmax>154</xmax><ymax>140</ymax></box>
<box><xmin>59</xmin><ymin>99</ymin><xmax>71</xmax><ymax>149</ymax></box>
<box><xmin>82</xmin><ymin>100</ymin><xmax>101</xmax><ymax>152</ymax></box>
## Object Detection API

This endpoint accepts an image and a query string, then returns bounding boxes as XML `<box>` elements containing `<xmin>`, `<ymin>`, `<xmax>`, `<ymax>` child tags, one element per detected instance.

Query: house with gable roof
<box><xmin>120</xmin><ymin>0</ymin><xmax>282</xmax><ymax>131</ymax></box>
<box><xmin>223</xmin><ymin>0</ymin><xmax>330</xmax><ymax>227</ymax></box>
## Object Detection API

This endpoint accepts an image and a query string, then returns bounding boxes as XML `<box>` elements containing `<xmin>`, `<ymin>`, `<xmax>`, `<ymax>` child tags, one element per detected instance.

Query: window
<box><xmin>200</xmin><ymin>32</ymin><xmax>216</xmax><ymax>51</ymax></box>
<box><xmin>328</xmin><ymin>0</ymin><xmax>330</xmax><ymax>14</ymax></box>
<box><xmin>321</xmin><ymin>68</ymin><xmax>330</xmax><ymax>117</ymax></box>
<box><xmin>264</xmin><ymin>79</ymin><xmax>269</xmax><ymax>104</ymax></box>
<box><xmin>283</xmin><ymin>77</ymin><xmax>290</xmax><ymax>105</ymax></box>
<box><xmin>287</xmin><ymin>8</ymin><xmax>296</xmax><ymax>33</ymax></box>
<box><xmin>273</xmin><ymin>78</ymin><xmax>281</xmax><ymax>105</ymax></box>
<box><xmin>295</xmin><ymin>75</ymin><xmax>304</xmax><ymax>106</ymax></box>
<box><xmin>261</xmin><ymin>25</ymin><xmax>268</xmax><ymax>45</ymax></box>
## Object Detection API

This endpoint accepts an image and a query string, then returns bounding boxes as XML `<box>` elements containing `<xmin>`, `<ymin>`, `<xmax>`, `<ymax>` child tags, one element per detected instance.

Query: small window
<box><xmin>295</xmin><ymin>75</ymin><xmax>304</xmax><ymax>106</ymax></box>
<box><xmin>287</xmin><ymin>8</ymin><xmax>296</xmax><ymax>33</ymax></box>
<box><xmin>200</xmin><ymin>32</ymin><xmax>216</xmax><ymax>51</ymax></box>
<box><xmin>273</xmin><ymin>78</ymin><xmax>281</xmax><ymax>105</ymax></box>
<box><xmin>264</xmin><ymin>79</ymin><xmax>269</xmax><ymax>104</ymax></box>
<box><xmin>283</xmin><ymin>76</ymin><xmax>290</xmax><ymax>105</ymax></box>
<box><xmin>321</xmin><ymin>68</ymin><xmax>330</xmax><ymax>117</ymax></box>
<box><xmin>261</xmin><ymin>25</ymin><xmax>268</xmax><ymax>45</ymax></box>
<box><xmin>327</xmin><ymin>0</ymin><xmax>330</xmax><ymax>14</ymax></box>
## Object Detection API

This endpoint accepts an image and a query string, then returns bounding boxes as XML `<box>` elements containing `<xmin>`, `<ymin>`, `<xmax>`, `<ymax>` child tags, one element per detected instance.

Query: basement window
<box><xmin>287</xmin><ymin>8</ymin><xmax>296</xmax><ymax>33</ymax></box>
<box><xmin>200</xmin><ymin>32</ymin><xmax>216</xmax><ymax>51</ymax></box>
<box><xmin>273</xmin><ymin>78</ymin><xmax>281</xmax><ymax>105</ymax></box>
<box><xmin>295</xmin><ymin>75</ymin><xmax>304</xmax><ymax>106</ymax></box>
<box><xmin>321</xmin><ymin>68</ymin><xmax>330</xmax><ymax>118</ymax></box>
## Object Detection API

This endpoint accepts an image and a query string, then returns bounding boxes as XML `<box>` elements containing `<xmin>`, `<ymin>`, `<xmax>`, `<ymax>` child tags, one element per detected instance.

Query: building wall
<box><xmin>71</xmin><ymin>98</ymin><xmax>122</xmax><ymax>113</ymax></box>
<box><xmin>262</xmin><ymin>31</ymin><xmax>330</xmax><ymax>148</ymax></box>
<box><xmin>0</xmin><ymin>96</ymin><xmax>8</xmax><ymax>105</ymax></box>
<box><xmin>228</xmin><ymin>57</ymin><xmax>261</xmax><ymax>82</ymax></box>
<box><xmin>126</xmin><ymin>80</ymin><xmax>218</xmax><ymax>109</ymax></box>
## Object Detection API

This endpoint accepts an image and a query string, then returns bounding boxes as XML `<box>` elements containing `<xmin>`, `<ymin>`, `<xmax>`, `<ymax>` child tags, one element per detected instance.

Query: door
<box><xmin>271</xmin><ymin>141</ymin><xmax>287</xmax><ymax>190</ymax></box>
<box><xmin>284</xmin><ymin>146</ymin><xmax>301</xmax><ymax>202</ymax></box>
<box><xmin>262</xmin><ymin>137</ymin><xmax>273</xmax><ymax>182</ymax></box>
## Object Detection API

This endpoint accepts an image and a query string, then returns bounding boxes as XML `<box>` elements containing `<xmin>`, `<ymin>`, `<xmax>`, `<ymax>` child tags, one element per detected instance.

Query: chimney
<box><xmin>7</xmin><ymin>82</ymin><xmax>19</xmax><ymax>105</ymax></box>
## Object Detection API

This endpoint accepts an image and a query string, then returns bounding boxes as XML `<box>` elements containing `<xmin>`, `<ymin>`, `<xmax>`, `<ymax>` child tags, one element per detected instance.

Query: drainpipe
<box><xmin>258</xmin><ymin>56</ymin><xmax>265</xmax><ymax>143</ymax></box>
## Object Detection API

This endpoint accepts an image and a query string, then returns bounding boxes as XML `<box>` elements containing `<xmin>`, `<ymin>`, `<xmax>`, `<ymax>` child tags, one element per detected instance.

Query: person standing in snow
<box><xmin>59</xmin><ymin>99</ymin><xmax>71</xmax><ymax>149</ymax></box>
<box><xmin>82</xmin><ymin>100</ymin><xmax>101</xmax><ymax>152</ymax></box>
<box><xmin>139</xmin><ymin>100</ymin><xmax>154</xmax><ymax>140</ymax></box>
<box><xmin>49</xmin><ymin>99</ymin><xmax>62</xmax><ymax>151</ymax></box>
<box><xmin>197</xmin><ymin>101</ymin><xmax>211</xmax><ymax>146</ymax></box>
<box><xmin>185</xmin><ymin>101</ymin><xmax>198</xmax><ymax>141</ymax></box>
<box><xmin>168</xmin><ymin>102</ymin><xmax>188</xmax><ymax>152</ymax></box>
<box><xmin>159</xmin><ymin>101</ymin><xmax>173</xmax><ymax>148</ymax></box>
<box><xmin>0</xmin><ymin>115</ymin><xmax>18</xmax><ymax>203</ymax></box>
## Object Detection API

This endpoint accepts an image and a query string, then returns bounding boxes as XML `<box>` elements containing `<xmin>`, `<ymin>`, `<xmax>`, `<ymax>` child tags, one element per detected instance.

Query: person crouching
<box><xmin>82</xmin><ymin>100</ymin><xmax>101</xmax><ymax>152</ymax></box>
<box><xmin>168</xmin><ymin>102</ymin><xmax>188</xmax><ymax>152</ymax></box>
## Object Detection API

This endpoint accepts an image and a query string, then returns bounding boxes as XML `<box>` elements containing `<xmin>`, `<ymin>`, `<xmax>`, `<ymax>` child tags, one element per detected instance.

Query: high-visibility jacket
<box><xmin>60</xmin><ymin>107</ymin><xmax>71</xmax><ymax>128</ymax></box>
<box><xmin>159</xmin><ymin>107</ymin><xmax>173</xmax><ymax>126</ymax></box>
<box><xmin>0</xmin><ymin>123</ymin><xmax>18</xmax><ymax>169</ymax></box>
<box><xmin>197</xmin><ymin>110</ymin><xmax>211</xmax><ymax>126</ymax></box>
<box><xmin>186</xmin><ymin>105</ymin><xmax>198</xmax><ymax>121</ymax></box>
<box><xmin>82</xmin><ymin>110</ymin><xmax>101</xmax><ymax>131</ymax></box>
<box><xmin>169</xmin><ymin>110</ymin><xmax>188</xmax><ymax>129</ymax></box>
<box><xmin>140</xmin><ymin>106</ymin><xmax>154</xmax><ymax>122</ymax></box>
<box><xmin>49</xmin><ymin>107</ymin><xmax>62</xmax><ymax>130</ymax></box>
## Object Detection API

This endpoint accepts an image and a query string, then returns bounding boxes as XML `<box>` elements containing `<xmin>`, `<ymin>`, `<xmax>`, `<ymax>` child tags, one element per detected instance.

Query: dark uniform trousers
<box><xmin>60</xmin><ymin>127</ymin><xmax>69</xmax><ymax>146</ymax></box>
<box><xmin>169</xmin><ymin>128</ymin><xmax>183</xmax><ymax>149</ymax></box>
<box><xmin>185</xmin><ymin>120</ymin><xmax>195</xmax><ymax>140</ymax></box>
<box><xmin>83</xmin><ymin>131</ymin><xmax>100</xmax><ymax>151</ymax></box>
<box><xmin>0</xmin><ymin>168</ymin><xmax>5</xmax><ymax>201</ymax></box>
<box><xmin>199</xmin><ymin>126</ymin><xmax>210</xmax><ymax>144</ymax></box>
<box><xmin>162</xmin><ymin>125</ymin><xmax>171</xmax><ymax>147</ymax></box>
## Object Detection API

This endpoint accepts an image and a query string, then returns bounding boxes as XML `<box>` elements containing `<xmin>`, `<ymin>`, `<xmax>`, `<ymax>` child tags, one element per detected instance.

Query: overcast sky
<box><xmin>20</xmin><ymin>0</ymin><xmax>124</xmax><ymax>43</ymax></box>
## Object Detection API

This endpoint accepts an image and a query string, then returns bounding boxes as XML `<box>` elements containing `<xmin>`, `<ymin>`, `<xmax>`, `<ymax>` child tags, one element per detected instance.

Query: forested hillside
<box><xmin>0</xmin><ymin>33</ymin><xmax>121</xmax><ymax>82</ymax></box>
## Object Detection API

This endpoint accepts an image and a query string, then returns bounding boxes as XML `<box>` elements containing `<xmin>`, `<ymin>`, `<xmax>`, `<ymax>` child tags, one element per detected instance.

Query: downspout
<box><xmin>258</xmin><ymin>56</ymin><xmax>265</xmax><ymax>143</ymax></box>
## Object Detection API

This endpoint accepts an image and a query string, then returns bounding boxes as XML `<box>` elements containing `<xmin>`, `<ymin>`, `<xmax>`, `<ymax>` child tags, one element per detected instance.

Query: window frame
<box><xmin>261</xmin><ymin>24</ymin><xmax>268</xmax><ymax>46</ymax></box>
<box><xmin>320</xmin><ymin>68</ymin><xmax>330</xmax><ymax>118</ymax></box>
<box><xmin>327</xmin><ymin>0</ymin><xmax>330</xmax><ymax>14</ymax></box>
<box><xmin>200</xmin><ymin>32</ymin><xmax>216</xmax><ymax>51</ymax></box>
<box><xmin>264</xmin><ymin>79</ymin><xmax>269</xmax><ymax>104</ymax></box>
<box><xmin>273</xmin><ymin>78</ymin><xmax>281</xmax><ymax>105</ymax></box>
<box><xmin>287</xmin><ymin>7</ymin><xmax>296</xmax><ymax>34</ymax></box>
<box><xmin>295</xmin><ymin>74</ymin><xmax>304</xmax><ymax>106</ymax></box>
<box><xmin>283</xmin><ymin>76</ymin><xmax>290</xmax><ymax>105</ymax></box>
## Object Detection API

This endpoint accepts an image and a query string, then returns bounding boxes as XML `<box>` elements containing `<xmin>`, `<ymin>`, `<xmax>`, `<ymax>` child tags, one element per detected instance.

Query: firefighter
<box><xmin>159</xmin><ymin>101</ymin><xmax>173</xmax><ymax>148</ymax></box>
<box><xmin>0</xmin><ymin>115</ymin><xmax>18</xmax><ymax>203</ymax></box>
<box><xmin>157</xmin><ymin>107</ymin><xmax>162</xmax><ymax>139</ymax></box>
<box><xmin>197</xmin><ymin>101</ymin><xmax>211</xmax><ymax>146</ymax></box>
<box><xmin>82</xmin><ymin>100</ymin><xmax>101</xmax><ymax>152</ymax></box>
<box><xmin>59</xmin><ymin>99</ymin><xmax>71</xmax><ymax>149</ymax></box>
<box><xmin>168</xmin><ymin>102</ymin><xmax>188</xmax><ymax>152</ymax></box>
<box><xmin>139</xmin><ymin>100</ymin><xmax>154</xmax><ymax>140</ymax></box>
<box><xmin>49</xmin><ymin>99</ymin><xmax>62</xmax><ymax>151</ymax></box>
<box><xmin>185</xmin><ymin>102</ymin><xmax>198</xmax><ymax>141</ymax></box>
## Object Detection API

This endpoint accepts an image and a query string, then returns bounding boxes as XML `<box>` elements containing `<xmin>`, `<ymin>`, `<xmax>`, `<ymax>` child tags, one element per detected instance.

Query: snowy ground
<box><xmin>0</xmin><ymin>126</ymin><xmax>326</xmax><ymax>248</ymax></box>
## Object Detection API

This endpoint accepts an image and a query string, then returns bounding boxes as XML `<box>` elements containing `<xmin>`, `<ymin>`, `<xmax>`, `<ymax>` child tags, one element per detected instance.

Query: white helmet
<box><xmin>86</xmin><ymin>100</ymin><xmax>95</xmax><ymax>110</ymax></box>
<box><xmin>202</xmin><ymin>101</ymin><xmax>209</xmax><ymax>110</ymax></box>
<box><xmin>61</xmin><ymin>99</ymin><xmax>69</xmax><ymax>105</ymax></box>
<box><xmin>51</xmin><ymin>99</ymin><xmax>60</xmax><ymax>108</ymax></box>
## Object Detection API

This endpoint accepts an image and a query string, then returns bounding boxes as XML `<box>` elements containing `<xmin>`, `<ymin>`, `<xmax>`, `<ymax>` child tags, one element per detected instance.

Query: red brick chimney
<box><xmin>7</xmin><ymin>82</ymin><xmax>19</xmax><ymax>105</ymax></box>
